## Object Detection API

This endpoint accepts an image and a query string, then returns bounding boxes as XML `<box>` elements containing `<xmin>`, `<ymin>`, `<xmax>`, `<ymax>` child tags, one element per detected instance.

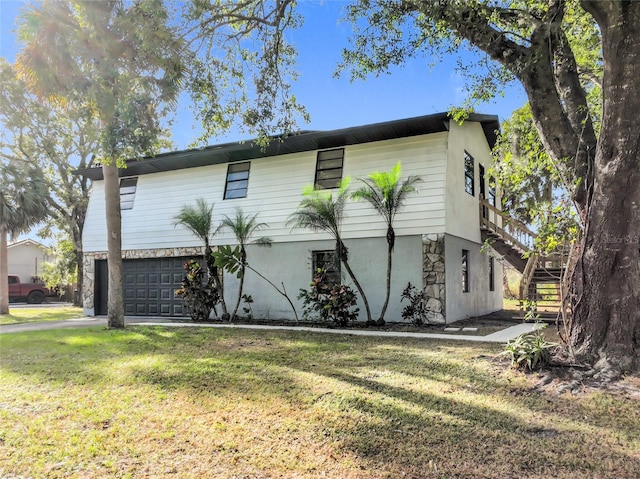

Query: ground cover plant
<box><xmin>0</xmin><ymin>306</ymin><xmax>84</xmax><ymax>325</ymax></box>
<box><xmin>1</xmin><ymin>327</ymin><xmax>638</xmax><ymax>478</ymax></box>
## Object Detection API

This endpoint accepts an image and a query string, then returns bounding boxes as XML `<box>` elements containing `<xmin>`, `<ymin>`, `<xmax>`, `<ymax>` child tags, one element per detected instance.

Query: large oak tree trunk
<box><xmin>103</xmin><ymin>162</ymin><xmax>125</xmax><ymax>328</ymax></box>
<box><xmin>570</xmin><ymin>1</ymin><xmax>640</xmax><ymax>373</ymax></box>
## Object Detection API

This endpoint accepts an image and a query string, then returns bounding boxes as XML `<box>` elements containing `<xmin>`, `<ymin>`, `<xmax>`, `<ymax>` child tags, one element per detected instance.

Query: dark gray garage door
<box><xmin>96</xmin><ymin>257</ymin><xmax>195</xmax><ymax>317</ymax></box>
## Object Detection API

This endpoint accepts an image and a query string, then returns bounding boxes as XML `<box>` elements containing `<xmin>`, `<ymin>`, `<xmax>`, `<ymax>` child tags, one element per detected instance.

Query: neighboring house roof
<box><xmin>7</xmin><ymin>239</ymin><xmax>47</xmax><ymax>250</ymax></box>
<box><xmin>75</xmin><ymin>112</ymin><xmax>499</xmax><ymax>181</ymax></box>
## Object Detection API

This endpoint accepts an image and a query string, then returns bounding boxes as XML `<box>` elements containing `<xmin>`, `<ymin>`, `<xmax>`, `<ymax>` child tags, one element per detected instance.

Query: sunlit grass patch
<box><xmin>0</xmin><ymin>326</ymin><xmax>638</xmax><ymax>478</ymax></box>
<box><xmin>0</xmin><ymin>306</ymin><xmax>84</xmax><ymax>324</ymax></box>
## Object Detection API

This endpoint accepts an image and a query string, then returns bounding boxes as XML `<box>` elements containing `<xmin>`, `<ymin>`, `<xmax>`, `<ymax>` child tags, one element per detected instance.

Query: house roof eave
<box><xmin>74</xmin><ymin>112</ymin><xmax>499</xmax><ymax>181</ymax></box>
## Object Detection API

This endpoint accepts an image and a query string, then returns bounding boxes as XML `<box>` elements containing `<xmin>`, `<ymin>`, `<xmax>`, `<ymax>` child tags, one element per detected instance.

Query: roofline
<box><xmin>75</xmin><ymin>112</ymin><xmax>499</xmax><ymax>181</ymax></box>
<box><xmin>8</xmin><ymin>239</ymin><xmax>46</xmax><ymax>249</ymax></box>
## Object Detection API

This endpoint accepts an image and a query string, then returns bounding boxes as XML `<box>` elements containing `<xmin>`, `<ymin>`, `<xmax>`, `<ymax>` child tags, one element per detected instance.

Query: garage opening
<box><xmin>95</xmin><ymin>257</ymin><xmax>198</xmax><ymax>317</ymax></box>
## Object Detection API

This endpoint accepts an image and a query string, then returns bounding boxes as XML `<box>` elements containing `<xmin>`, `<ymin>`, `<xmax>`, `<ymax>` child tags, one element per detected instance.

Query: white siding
<box><xmin>83</xmin><ymin>133</ymin><xmax>448</xmax><ymax>252</ymax></box>
<box><xmin>444</xmin><ymin>121</ymin><xmax>495</xmax><ymax>243</ymax></box>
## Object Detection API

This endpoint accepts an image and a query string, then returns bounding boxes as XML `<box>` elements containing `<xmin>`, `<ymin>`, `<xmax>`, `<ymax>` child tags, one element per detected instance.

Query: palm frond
<box><xmin>173</xmin><ymin>197</ymin><xmax>215</xmax><ymax>244</ymax></box>
<box><xmin>220</xmin><ymin>207</ymin><xmax>272</xmax><ymax>247</ymax></box>
<box><xmin>353</xmin><ymin>162</ymin><xmax>423</xmax><ymax>224</ymax></box>
<box><xmin>287</xmin><ymin>178</ymin><xmax>351</xmax><ymax>239</ymax></box>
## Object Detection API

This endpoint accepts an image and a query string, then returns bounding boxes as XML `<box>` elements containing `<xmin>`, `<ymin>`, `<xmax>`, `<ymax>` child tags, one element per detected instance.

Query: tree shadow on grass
<box><xmin>2</xmin><ymin>326</ymin><xmax>639</xmax><ymax>478</ymax></box>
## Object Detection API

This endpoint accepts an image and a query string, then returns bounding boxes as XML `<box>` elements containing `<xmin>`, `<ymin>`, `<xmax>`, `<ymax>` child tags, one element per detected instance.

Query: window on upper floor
<box><xmin>488</xmin><ymin>176</ymin><xmax>497</xmax><ymax>207</ymax></box>
<box><xmin>315</xmin><ymin>148</ymin><xmax>344</xmax><ymax>190</ymax></box>
<box><xmin>224</xmin><ymin>162</ymin><xmax>250</xmax><ymax>199</ymax></box>
<box><xmin>312</xmin><ymin>250</ymin><xmax>341</xmax><ymax>288</ymax></box>
<box><xmin>462</xmin><ymin>249</ymin><xmax>470</xmax><ymax>293</ymax></box>
<box><xmin>464</xmin><ymin>151</ymin><xmax>474</xmax><ymax>196</ymax></box>
<box><xmin>120</xmin><ymin>177</ymin><xmax>138</xmax><ymax>210</ymax></box>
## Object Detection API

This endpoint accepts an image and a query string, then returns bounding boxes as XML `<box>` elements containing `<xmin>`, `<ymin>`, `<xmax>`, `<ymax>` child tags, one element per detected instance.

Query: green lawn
<box><xmin>1</xmin><ymin>327</ymin><xmax>638</xmax><ymax>478</ymax></box>
<box><xmin>0</xmin><ymin>306</ymin><xmax>84</xmax><ymax>325</ymax></box>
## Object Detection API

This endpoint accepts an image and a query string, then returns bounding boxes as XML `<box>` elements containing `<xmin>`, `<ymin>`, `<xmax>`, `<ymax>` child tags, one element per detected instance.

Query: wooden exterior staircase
<box><xmin>479</xmin><ymin>199</ymin><xmax>568</xmax><ymax>318</ymax></box>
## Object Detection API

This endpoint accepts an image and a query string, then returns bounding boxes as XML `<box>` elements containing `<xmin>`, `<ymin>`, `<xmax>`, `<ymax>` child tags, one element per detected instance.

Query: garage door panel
<box><xmin>120</xmin><ymin>257</ymin><xmax>195</xmax><ymax>317</ymax></box>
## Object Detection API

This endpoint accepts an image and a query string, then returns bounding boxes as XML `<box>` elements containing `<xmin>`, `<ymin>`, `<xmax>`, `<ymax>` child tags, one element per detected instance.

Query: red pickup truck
<box><xmin>8</xmin><ymin>275</ymin><xmax>56</xmax><ymax>304</ymax></box>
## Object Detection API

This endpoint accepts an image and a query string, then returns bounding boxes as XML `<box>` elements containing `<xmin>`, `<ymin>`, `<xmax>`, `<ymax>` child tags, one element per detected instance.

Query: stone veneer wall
<box><xmin>82</xmin><ymin>247</ymin><xmax>205</xmax><ymax>311</ymax></box>
<box><xmin>422</xmin><ymin>234</ymin><xmax>446</xmax><ymax>324</ymax></box>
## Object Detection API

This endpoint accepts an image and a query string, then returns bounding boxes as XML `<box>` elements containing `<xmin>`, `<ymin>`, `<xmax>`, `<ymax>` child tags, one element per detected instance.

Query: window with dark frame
<box><xmin>312</xmin><ymin>250</ymin><xmax>341</xmax><ymax>288</ymax></box>
<box><xmin>489</xmin><ymin>256</ymin><xmax>495</xmax><ymax>292</ymax></box>
<box><xmin>224</xmin><ymin>162</ymin><xmax>250</xmax><ymax>199</ymax></box>
<box><xmin>314</xmin><ymin>149</ymin><xmax>344</xmax><ymax>190</ymax></box>
<box><xmin>488</xmin><ymin>176</ymin><xmax>497</xmax><ymax>207</ymax></box>
<box><xmin>120</xmin><ymin>177</ymin><xmax>138</xmax><ymax>210</ymax></box>
<box><xmin>464</xmin><ymin>151</ymin><xmax>474</xmax><ymax>196</ymax></box>
<box><xmin>462</xmin><ymin>249</ymin><xmax>470</xmax><ymax>293</ymax></box>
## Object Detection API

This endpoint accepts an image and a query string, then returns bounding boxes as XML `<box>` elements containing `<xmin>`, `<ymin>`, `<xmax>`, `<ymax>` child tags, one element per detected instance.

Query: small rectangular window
<box><xmin>120</xmin><ymin>177</ymin><xmax>138</xmax><ymax>210</ymax></box>
<box><xmin>464</xmin><ymin>151</ymin><xmax>474</xmax><ymax>196</ymax></box>
<box><xmin>489</xmin><ymin>256</ymin><xmax>495</xmax><ymax>292</ymax></box>
<box><xmin>312</xmin><ymin>250</ymin><xmax>341</xmax><ymax>288</ymax></box>
<box><xmin>315</xmin><ymin>149</ymin><xmax>344</xmax><ymax>190</ymax></box>
<box><xmin>224</xmin><ymin>162</ymin><xmax>250</xmax><ymax>199</ymax></box>
<box><xmin>488</xmin><ymin>176</ymin><xmax>497</xmax><ymax>207</ymax></box>
<box><xmin>462</xmin><ymin>249</ymin><xmax>470</xmax><ymax>293</ymax></box>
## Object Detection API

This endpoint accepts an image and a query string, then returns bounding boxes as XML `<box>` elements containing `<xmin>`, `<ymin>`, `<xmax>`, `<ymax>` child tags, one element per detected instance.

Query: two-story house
<box><xmin>77</xmin><ymin>112</ymin><xmax>504</xmax><ymax>323</ymax></box>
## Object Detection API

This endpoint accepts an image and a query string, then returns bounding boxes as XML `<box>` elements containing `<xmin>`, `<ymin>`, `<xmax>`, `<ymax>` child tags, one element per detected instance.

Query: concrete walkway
<box><xmin>0</xmin><ymin>317</ymin><xmax>543</xmax><ymax>343</ymax></box>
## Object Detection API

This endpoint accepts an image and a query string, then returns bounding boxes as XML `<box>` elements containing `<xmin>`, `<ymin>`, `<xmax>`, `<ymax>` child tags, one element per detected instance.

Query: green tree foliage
<box><xmin>0</xmin><ymin>161</ymin><xmax>49</xmax><ymax>314</ymax></box>
<box><xmin>337</xmin><ymin>0</ymin><xmax>640</xmax><ymax>374</ymax></box>
<box><xmin>352</xmin><ymin>162</ymin><xmax>421</xmax><ymax>324</ymax></box>
<box><xmin>492</xmin><ymin>105</ymin><xmax>580</xmax><ymax>254</ymax></box>
<box><xmin>15</xmin><ymin>0</ymin><xmax>308</xmax><ymax>327</ymax></box>
<box><xmin>288</xmin><ymin>179</ymin><xmax>372</xmax><ymax>324</ymax></box>
<box><xmin>0</xmin><ymin>59</ymin><xmax>100</xmax><ymax>305</ymax></box>
<box><xmin>40</xmin><ymin>233</ymin><xmax>78</xmax><ymax>293</ymax></box>
<box><xmin>219</xmin><ymin>208</ymin><xmax>272</xmax><ymax>320</ymax></box>
<box><xmin>16</xmin><ymin>0</ymin><xmax>186</xmax><ymax>328</ymax></box>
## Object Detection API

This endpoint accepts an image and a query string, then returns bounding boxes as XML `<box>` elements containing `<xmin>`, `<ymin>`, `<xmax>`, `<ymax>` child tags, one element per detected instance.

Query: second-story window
<box><xmin>120</xmin><ymin>177</ymin><xmax>138</xmax><ymax>210</ymax></box>
<box><xmin>488</xmin><ymin>176</ymin><xmax>497</xmax><ymax>207</ymax></box>
<box><xmin>224</xmin><ymin>162</ymin><xmax>250</xmax><ymax>199</ymax></box>
<box><xmin>464</xmin><ymin>151</ymin><xmax>474</xmax><ymax>196</ymax></box>
<box><xmin>315</xmin><ymin>148</ymin><xmax>344</xmax><ymax>190</ymax></box>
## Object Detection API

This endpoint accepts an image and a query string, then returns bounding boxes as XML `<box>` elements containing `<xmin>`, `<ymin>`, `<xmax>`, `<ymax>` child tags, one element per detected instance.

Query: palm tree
<box><xmin>16</xmin><ymin>0</ymin><xmax>185</xmax><ymax>328</ymax></box>
<box><xmin>287</xmin><ymin>179</ymin><xmax>372</xmax><ymax>324</ymax></box>
<box><xmin>174</xmin><ymin>198</ymin><xmax>227</xmax><ymax>318</ymax></box>
<box><xmin>352</xmin><ymin>162</ymin><xmax>422</xmax><ymax>324</ymax></box>
<box><xmin>0</xmin><ymin>162</ymin><xmax>49</xmax><ymax>314</ymax></box>
<box><xmin>220</xmin><ymin>208</ymin><xmax>272</xmax><ymax>320</ymax></box>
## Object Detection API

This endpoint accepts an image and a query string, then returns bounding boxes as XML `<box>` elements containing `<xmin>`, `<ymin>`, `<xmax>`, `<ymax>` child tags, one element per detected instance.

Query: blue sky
<box><xmin>1</xmin><ymin>0</ymin><xmax>527</xmax><ymax>150</ymax></box>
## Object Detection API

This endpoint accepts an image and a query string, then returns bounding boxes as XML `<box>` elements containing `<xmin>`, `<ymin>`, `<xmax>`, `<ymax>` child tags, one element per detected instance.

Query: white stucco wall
<box><xmin>215</xmin><ymin>235</ymin><xmax>424</xmax><ymax>322</ymax></box>
<box><xmin>444</xmin><ymin>234</ymin><xmax>504</xmax><ymax>322</ymax></box>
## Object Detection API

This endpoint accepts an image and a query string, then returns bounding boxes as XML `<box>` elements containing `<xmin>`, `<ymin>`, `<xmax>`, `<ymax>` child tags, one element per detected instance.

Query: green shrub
<box><xmin>175</xmin><ymin>260</ymin><xmax>220</xmax><ymax>322</ymax></box>
<box><xmin>400</xmin><ymin>282</ymin><xmax>429</xmax><ymax>325</ymax></box>
<box><xmin>298</xmin><ymin>270</ymin><xmax>359</xmax><ymax>327</ymax></box>
<box><xmin>501</xmin><ymin>328</ymin><xmax>557</xmax><ymax>371</ymax></box>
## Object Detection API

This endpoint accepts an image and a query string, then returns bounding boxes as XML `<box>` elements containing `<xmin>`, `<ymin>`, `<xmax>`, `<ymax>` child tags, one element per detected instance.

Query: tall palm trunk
<box><xmin>378</xmin><ymin>242</ymin><xmax>393</xmax><ymax>326</ymax></box>
<box><xmin>205</xmin><ymin>242</ymin><xmax>227</xmax><ymax>318</ymax></box>
<box><xmin>231</xmin><ymin>264</ymin><xmax>246</xmax><ymax>320</ymax></box>
<box><xmin>337</xmin><ymin>239</ymin><xmax>372</xmax><ymax>324</ymax></box>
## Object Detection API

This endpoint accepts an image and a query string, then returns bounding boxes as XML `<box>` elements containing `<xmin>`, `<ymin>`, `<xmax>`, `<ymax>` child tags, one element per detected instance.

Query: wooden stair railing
<box><xmin>519</xmin><ymin>252</ymin><xmax>539</xmax><ymax>302</ymax></box>
<box><xmin>479</xmin><ymin>198</ymin><xmax>537</xmax><ymax>254</ymax></box>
